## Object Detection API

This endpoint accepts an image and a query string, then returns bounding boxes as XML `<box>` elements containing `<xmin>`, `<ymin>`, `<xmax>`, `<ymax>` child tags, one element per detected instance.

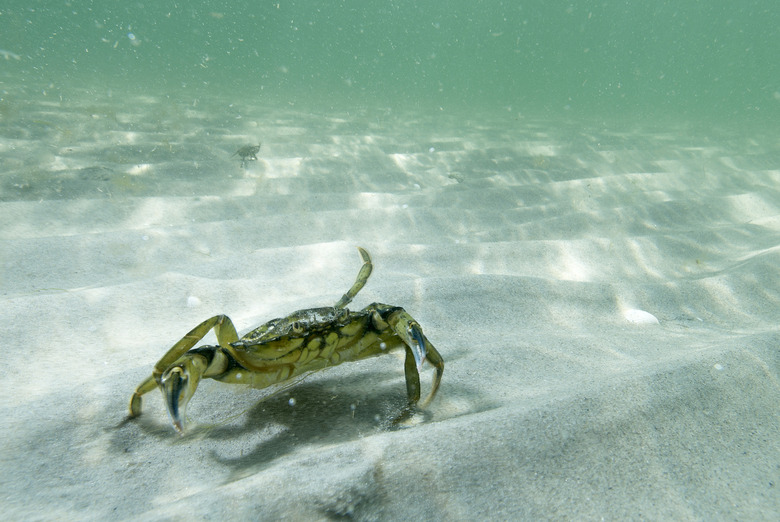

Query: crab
<box><xmin>232</xmin><ymin>143</ymin><xmax>261</xmax><ymax>167</ymax></box>
<box><xmin>128</xmin><ymin>247</ymin><xmax>444</xmax><ymax>434</ymax></box>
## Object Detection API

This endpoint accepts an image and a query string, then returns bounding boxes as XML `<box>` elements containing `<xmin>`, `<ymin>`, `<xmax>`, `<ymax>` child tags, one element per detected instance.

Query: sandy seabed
<box><xmin>1</xmin><ymin>92</ymin><xmax>779</xmax><ymax>520</ymax></box>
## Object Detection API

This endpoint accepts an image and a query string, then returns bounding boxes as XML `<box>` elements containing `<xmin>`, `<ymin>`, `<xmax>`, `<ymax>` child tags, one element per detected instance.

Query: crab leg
<box><xmin>128</xmin><ymin>314</ymin><xmax>239</xmax><ymax>418</ymax></box>
<box><xmin>334</xmin><ymin>247</ymin><xmax>373</xmax><ymax>309</ymax></box>
<box><xmin>372</xmin><ymin>306</ymin><xmax>444</xmax><ymax>409</ymax></box>
<box><xmin>403</xmin><ymin>345</ymin><xmax>421</xmax><ymax>405</ymax></box>
<box><xmin>151</xmin><ymin>314</ymin><xmax>238</xmax><ymax>378</ymax></box>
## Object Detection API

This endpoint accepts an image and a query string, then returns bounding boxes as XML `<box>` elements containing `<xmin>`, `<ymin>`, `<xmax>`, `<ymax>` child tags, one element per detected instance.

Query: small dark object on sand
<box><xmin>233</xmin><ymin>144</ymin><xmax>261</xmax><ymax>167</ymax></box>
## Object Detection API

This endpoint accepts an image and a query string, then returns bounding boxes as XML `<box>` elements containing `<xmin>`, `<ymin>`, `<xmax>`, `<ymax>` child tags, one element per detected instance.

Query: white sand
<box><xmin>1</xmin><ymin>93</ymin><xmax>779</xmax><ymax>520</ymax></box>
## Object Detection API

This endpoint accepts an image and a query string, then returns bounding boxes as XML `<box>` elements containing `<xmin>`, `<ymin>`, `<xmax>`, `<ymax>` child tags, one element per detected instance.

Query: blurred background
<box><xmin>2</xmin><ymin>1</ymin><xmax>778</xmax><ymax>125</ymax></box>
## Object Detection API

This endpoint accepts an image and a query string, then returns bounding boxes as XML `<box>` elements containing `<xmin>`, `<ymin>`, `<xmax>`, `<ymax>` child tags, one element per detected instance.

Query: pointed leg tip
<box><xmin>357</xmin><ymin>246</ymin><xmax>371</xmax><ymax>262</ymax></box>
<box><xmin>129</xmin><ymin>394</ymin><xmax>142</xmax><ymax>417</ymax></box>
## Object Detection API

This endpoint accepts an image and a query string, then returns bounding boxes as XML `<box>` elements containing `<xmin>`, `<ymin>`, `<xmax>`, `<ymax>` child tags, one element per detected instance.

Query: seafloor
<box><xmin>1</xmin><ymin>89</ymin><xmax>779</xmax><ymax>519</ymax></box>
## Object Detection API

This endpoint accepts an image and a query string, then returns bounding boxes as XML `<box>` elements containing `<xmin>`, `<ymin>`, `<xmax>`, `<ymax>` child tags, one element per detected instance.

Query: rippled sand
<box><xmin>1</xmin><ymin>88</ymin><xmax>778</xmax><ymax>519</ymax></box>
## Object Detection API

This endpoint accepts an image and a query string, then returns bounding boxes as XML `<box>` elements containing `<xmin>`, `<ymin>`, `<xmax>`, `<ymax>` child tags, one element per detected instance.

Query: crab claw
<box><xmin>408</xmin><ymin>323</ymin><xmax>428</xmax><ymax>371</ymax></box>
<box><xmin>158</xmin><ymin>355</ymin><xmax>207</xmax><ymax>434</ymax></box>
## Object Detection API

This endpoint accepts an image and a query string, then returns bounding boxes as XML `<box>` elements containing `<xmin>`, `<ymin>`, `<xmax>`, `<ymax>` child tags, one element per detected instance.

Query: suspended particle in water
<box><xmin>127</xmin><ymin>32</ymin><xmax>141</xmax><ymax>47</ymax></box>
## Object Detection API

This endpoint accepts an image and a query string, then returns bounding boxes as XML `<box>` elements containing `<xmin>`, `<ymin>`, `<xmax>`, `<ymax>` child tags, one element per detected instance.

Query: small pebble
<box><xmin>186</xmin><ymin>295</ymin><xmax>202</xmax><ymax>308</ymax></box>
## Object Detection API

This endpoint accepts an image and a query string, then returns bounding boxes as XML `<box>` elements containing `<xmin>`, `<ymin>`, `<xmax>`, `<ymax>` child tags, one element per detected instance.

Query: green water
<box><xmin>1</xmin><ymin>1</ymin><xmax>779</xmax><ymax>124</ymax></box>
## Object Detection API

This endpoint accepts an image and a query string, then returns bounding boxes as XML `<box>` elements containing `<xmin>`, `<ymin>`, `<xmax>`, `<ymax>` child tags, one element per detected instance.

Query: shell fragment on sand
<box><xmin>623</xmin><ymin>309</ymin><xmax>659</xmax><ymax>325</ymax></box>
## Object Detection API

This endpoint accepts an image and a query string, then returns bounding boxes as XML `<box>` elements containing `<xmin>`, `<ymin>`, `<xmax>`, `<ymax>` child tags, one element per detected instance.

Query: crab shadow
<box><xmin>200</xmin><ymin>353</ymin><xmax>487</xmax><ymax>481</ymax></box>
<box><xmin>200</xmin><ymin>376</ymin><xmax>400</xmax><ymax>474</ymax></box>
<box><xmin>111</xmin><ymin>349</ymin><xmax>492</xmax><ymax>482</ymax></box>
<box><xmin>207</xmin><ymin>384</ymin><xmax>415</xmax><ymax>478</ymax></box>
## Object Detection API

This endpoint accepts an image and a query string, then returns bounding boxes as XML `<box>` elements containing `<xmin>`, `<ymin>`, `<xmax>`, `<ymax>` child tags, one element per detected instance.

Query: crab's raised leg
<box><xmin>128</xmin><ymin>315</ymin><xmax>239</xmax><ymax>427</ymax></box>
<box><xmin>368</xmin><ymin>304</ymin><xmax>444</xmax><ymax>411</ymax></box>
<box><xmin>334</xmin><ymin>247</ymin><xmax>373</xmax><ymax>309</ymax></box>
